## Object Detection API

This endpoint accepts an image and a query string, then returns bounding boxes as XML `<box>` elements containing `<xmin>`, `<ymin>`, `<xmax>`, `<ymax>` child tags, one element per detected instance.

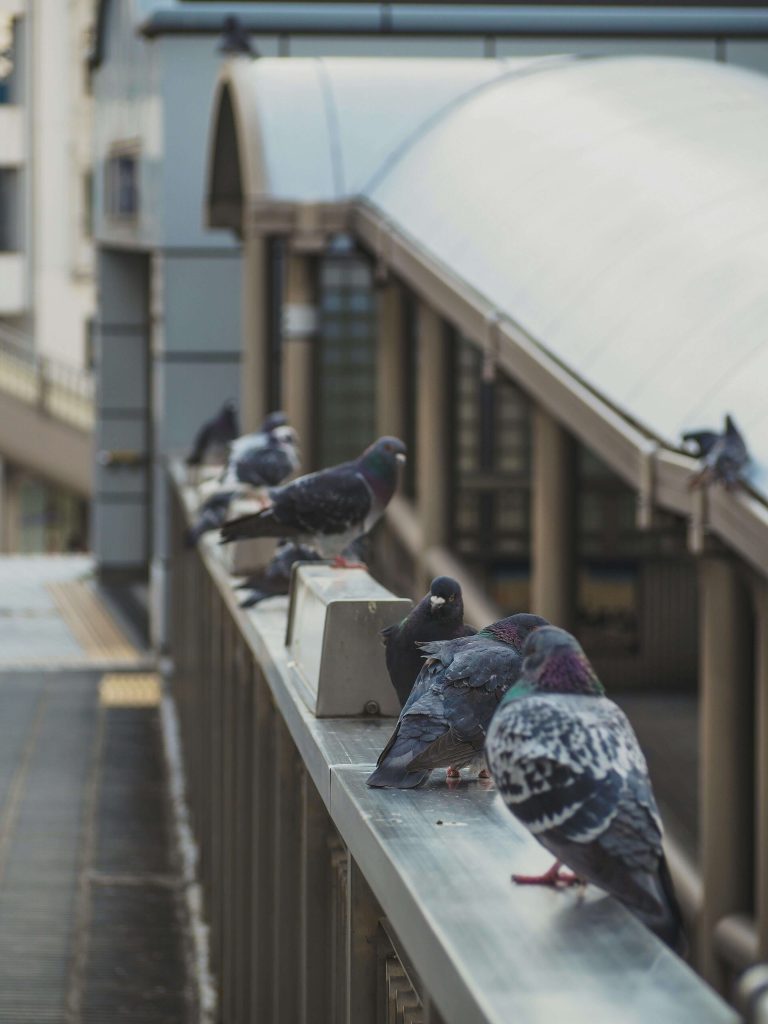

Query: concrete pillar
<box><xmin>282</xmin><ymin>251</ymin><xmax>318</xmax><ymax>470</ymax></box>
<box><xmin>376</xmin><ymin>280</ymin><xmax>406</xmax><ymax>440</ymax></box>
<box><xmin>698</xmin><ymin>557</ymin><xmax>753</xmax><ymax>986</ymax></box>
<box><xmin>754</xmin><ymin>579</ymin><xmax>768</xmax><ymax>959</ymax></box>
<box><xmin>415</xmin><ymin>302</ymin><xmax>447</xmax><ymax>565</ymax></box>
<box><xmin>530</xmin><ymin>406</ymin><xmax>577</xmax><ymax>631</ymax></box>
<box><xmin>94</xmin><ymin>249</ymin><xmax>150</xmax><ymax>583</ymax></box>
<box><xmin>241</xmin><ymin>227</ymin><xmax>269</xmax><ymax>432</ymax></box>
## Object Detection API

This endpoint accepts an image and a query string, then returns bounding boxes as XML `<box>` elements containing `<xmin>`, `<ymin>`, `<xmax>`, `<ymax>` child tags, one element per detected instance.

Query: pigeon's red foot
<box><xmin>331</xmin><ymin>555</ymin><xmax>368</xmax><ymax>570</ymax></box>
<box><xmin>446</xmin><ymin>766</ymin><xmax>461</xmax><ymax>780</ymax></box>
<box><xmin>478</xmin><ymin>767</ymin><xmax>491</xmax><ymax>779</ymax></box>
<box><xmin>512</xmin><ymin>860</ymin><xmax>581</xmax><ymax>888</ymax></box>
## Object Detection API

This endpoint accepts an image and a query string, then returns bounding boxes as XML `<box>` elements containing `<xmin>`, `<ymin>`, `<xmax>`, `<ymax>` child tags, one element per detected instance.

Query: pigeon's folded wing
<box><xmin>237</xmin><ymin>445</ymin><xmax>295</xmax><ymax>488</ymax></box>
<box><xmin>273</xmin><ymin>467</ymin><xmax>372</xmax><ymax>535</ymax></box>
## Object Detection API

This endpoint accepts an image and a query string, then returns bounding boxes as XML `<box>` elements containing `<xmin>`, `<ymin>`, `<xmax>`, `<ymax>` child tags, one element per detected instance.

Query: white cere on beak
<box><xmin>396</xmin><ymin>452</ymin><xmax>407</xmax><ymax>463</ymax></box>
<box><xmin>430</xmin><ymin>595</ymin><xmax>446</xmax><ymax>608</ymax></box>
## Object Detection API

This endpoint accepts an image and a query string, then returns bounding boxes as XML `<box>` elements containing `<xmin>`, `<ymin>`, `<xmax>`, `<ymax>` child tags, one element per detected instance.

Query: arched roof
<box><xmin>207</xmin><ymin>54</ymin><xmax>768</xmax><ymax>519</ymax></box>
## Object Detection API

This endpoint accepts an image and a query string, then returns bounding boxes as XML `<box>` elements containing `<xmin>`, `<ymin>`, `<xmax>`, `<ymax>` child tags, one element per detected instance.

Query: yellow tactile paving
<box><xmin>47</xmin><ymin>581</ymin><xmax>139</xmax><ymax>662</ymax></box>
<box><xmin>99</xmin><ymin>673</ymin><xmax>161</xmax><ymax>707</ymax></box>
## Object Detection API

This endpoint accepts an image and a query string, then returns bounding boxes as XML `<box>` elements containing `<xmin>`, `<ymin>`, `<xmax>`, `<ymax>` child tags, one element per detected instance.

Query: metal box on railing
<box><xmin>285</xmin><ymin>564</ymin><xmax>411</xmax><ymax>718</ymax></box>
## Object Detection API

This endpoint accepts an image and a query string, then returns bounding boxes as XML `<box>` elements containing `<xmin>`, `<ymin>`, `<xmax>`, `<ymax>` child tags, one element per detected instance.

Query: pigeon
<box><xmin>237</xmin><ymin>541</ymin><xmax>322</xmax><ymax>608</ymax></box>
<box><xmin>220</xmin><ymin>436</ymin><xmax>406</xmax><ymax>562</ymax></box>
<box><xmin>187</xmin><ymin>424</ymin><xmax>299</xmax><ymax>546</ymax></box>
<box><xmin>485</xmin><ymin>625</ymin><xmax>684</xmax><ymax>952</ymax></box>
<box><xmin>186</xmin><ymin>400</ymin><xmax>239</xmax><ymax>467</ymax></box>
<box><xmin>218</xmin><ymin>15</ymin><xmax>258</xmax><ymax>57</ymax></box>
<box><xmin>682</xmin><ymin>414</ymin><xmax>749</xmax><ymax>491</ymax></box>
<box><xmin>367</xmin><ymin>613</ymin><xmax>548</xmax><ymax>789</ymax></box>
<box><xmin>380</xmin><ymin>577</ymin><xmax>476</xmax><ymax>708</ymax></box>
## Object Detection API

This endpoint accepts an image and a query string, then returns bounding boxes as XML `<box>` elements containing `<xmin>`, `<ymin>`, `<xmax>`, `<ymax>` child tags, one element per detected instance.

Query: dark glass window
<box><xmin>316</xmin><ymin>244</ymin><xmax>376</xmax><ymax>467</ymax></box>
<box><xmin>105</xmin><ymin>148</ymin><xmax>139</xmax><ymax>220</ymax></box>
<box><xmin>448</xmin><ymin>331</ymin><xmax>531</xmax><ymax>609</ymax></box>
<box><xmin>0</xmin><ymin>169</ymin><xmax>19</xmax><ymax>251</ymax></box>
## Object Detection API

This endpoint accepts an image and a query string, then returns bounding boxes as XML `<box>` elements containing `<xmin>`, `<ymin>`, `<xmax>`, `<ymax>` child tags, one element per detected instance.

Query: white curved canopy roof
<box><xmin>209</xmin><ymin>54</ymin><xmax>768</xmax><ymax>500</ymax></box>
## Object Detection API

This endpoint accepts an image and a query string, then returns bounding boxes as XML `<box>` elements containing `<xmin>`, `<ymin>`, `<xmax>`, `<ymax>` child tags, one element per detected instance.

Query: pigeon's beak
<box><xmin>430</xmin><ymin>595</ymin><xmax>446</xmax><ymax>609</ymax></box>
<box><xmin>396</xmin><ymin>453</ymin><xmax>406</xmax><ymax>464</ymax></box>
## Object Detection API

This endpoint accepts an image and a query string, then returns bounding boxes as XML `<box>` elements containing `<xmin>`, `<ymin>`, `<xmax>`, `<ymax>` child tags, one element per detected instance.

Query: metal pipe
<box><xmin>138</xmin><ymin>4</ymin><xmax>768</xmax><ymax>41</ymax></box>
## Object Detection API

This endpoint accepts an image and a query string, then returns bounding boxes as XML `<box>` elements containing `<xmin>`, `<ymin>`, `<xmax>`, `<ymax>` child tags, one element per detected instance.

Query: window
<box><xmin>0</xmin><ymin>168</ymin><xmax>19</xmax><ymax>251</ymax></box>
<box><xmin>104</xmin><ymin>146</ymin><xmax>140</xmax><ymax>220</ymax></box>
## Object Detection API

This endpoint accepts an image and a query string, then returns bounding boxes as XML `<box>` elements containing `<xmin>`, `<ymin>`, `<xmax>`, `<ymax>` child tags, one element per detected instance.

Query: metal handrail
<box><xmin>167</xmin><ymin>463</ymin><xmax>738</xmax><ymax>1024</ymax></box>
<box><xmin>0</xmin><ymin>331</ymin><xmax>94</xmax><ymax>431</ymax></box>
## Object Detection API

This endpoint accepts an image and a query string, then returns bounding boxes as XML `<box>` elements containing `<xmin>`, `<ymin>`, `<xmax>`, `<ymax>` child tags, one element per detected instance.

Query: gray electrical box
<box><xmin>285</xmin><ymin>564</ymin><xmax>411</xmax><ymax>718</ymax></box>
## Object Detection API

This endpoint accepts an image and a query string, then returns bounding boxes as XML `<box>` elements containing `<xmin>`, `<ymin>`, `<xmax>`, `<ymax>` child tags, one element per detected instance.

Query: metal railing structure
<box><xmin>168</xmin><ymin>464</ymin><xmax>737</xmax><ymax>1024</ymax></box>
<box><xmin>0</xmin><ymin>327</ymin><xmax>94</xmax><ymax>432</ymax></box>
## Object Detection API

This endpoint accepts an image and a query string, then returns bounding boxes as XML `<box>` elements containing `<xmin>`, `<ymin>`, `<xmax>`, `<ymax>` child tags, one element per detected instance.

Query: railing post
<box><xmin>376</xmin><ymin>279</ymin><xmax>406</xmax><ymax>439</ymax></box>
<box><xmin>241</xmin><ymin>224</ymin><xmax>269</xmax><ymax>432</ymax></box>
<box><xmin>698</xmin><ymin>555</ymin><xmax>753</xmax><ymax>986</ymax></box>
<box><xmin>416</xmin><ymin>302</ymin><xmax>448</xmax><ymax>588</ymax></box>
<box><xmin>36</xmin><ymin>353</ymin><xmax>50</xmax><ymax>413</ymax></box>
<box><xmin>250</xmin><ymin>671</ymin><xmax>276</xmax><ymax>1022</ymax></box>
<box><xmin>346</xmin><ymin>854</ymin><xmax>379</xmax><ymax>1024</ymax></box>
<box><xmin>754</xmin><ymin>578</ymin><xmax>768</xmax><ymax>961</ymax></box>
<box><xmin>272</xmin><ymin>715</ymin><xmax>303</xmax><ymax>1023</ymax></box>
<box><xmin>531</xmin><ymin>405</ymin><xmax>577</xmax><ymax>631</ymax></box>
<box><xmin>300</xmin><ymin>770</ymin><xmax>333</xmax><ymax>1024</ymax></box>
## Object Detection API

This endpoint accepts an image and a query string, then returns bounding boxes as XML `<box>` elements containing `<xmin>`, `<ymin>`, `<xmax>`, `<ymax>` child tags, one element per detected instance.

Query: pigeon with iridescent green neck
<box><xmin>220</xmin><ymin>437</ymin><xmax>406</xmax><ymax>563</ymax></box>
<box><xmin>380</xmin><ymin>577</ymin><xmax>476</xmax><ymax>708</ymax></box>
<box><xmin>485</xmin><ymin>625</ymin><xmax>684</xmax><ymax>952</ymax></box>
<box><xmin>367</xmin><ymin>612</ymin><xmax>547</xmax><ymax>789</ymax></box>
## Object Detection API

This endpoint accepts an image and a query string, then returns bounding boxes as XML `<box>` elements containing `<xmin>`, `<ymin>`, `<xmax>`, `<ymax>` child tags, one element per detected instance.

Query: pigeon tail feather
<box><xmin>366</xmin><ymin>762</ymin><xmax>429</xmax><ymax>789</ymax></box>
<box><xmin>220</xmin><ymin>508</ymin><xmax>299</xmax><ymax>544</ymax></box>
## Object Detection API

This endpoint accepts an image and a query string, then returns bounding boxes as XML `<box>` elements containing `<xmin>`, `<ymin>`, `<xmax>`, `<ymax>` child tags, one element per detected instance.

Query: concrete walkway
<box><xmin>0</xmin><ymin>557</ymin><xmax>193</xmax><ymax>1023</ymax></box>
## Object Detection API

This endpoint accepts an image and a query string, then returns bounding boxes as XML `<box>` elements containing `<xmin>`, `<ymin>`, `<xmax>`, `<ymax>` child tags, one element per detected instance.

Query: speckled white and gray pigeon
<box><xmin>186</xmin><ymin>400</ymin><xmax>240</xmax><ymax>467</ymax></box>
<box><xmin>367</xmin><ymin>613</ymin><xmax>548</xmax><ymax>789</ymax></box>
<box><xmin>485</xmin><ymin>625</ymin><xmax>684</xmax><ymax>952</ymax></box>
<box><xmin>682</xmin><ymin>413</ymin><xmax>749</xmax><ymax>491</ymax></box>
<box><xmin>187</xmin><ymin>420</ymin><xmax>299</xmax><ymax>546</ymax></box>
<box><xmin>220</xmin><ymin>437</ymin><xmax>406</xmax><ymax>562</ymax></box>
<box><xmin>380</xmin><ymin>577</ymin><xmax>476</xmax><ymax>708</ymax></box>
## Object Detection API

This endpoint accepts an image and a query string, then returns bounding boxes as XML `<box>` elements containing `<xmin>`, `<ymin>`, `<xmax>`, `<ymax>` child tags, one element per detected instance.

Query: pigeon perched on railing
<box><xmin>380</xmin><ymin>577</ymin><xmax>476</xmax><ymax>708</ymax></box>
<box><xmin>682</xmin><ymin>414</ymin><xmax>749</xmax><ymax>491</ymax></box>
<box><xmin>220</xmin><ymin>437</ymin><xmax>406</xmax><ymax>563</ymax></box>
<box><xmin>186</xmin><ymin>425</ymin><xmax>299</xmax><ymax>547</ymax></box>
<box><xmin>236</xmin><ymin>541</ymin><xmax>322</xmax><ymax>608</ymax></box>
<box><xmin>367</xmin><ymin>613</ymin><xmax>547</xmax><ymax>789</ymax></box>
<box><xmin>186</xmin><ymin>400</ymin><xmax>239</xmax><ymax>467</ymax></box>
<box><xmin>218</xmin><ymin>15</ymin><xmax>258</xmax><ymax>57</ymax></box>
<box><xmin>485</xmin><ymin>625</ymin><xmax>684</xmax><ymax>952</ymax></box>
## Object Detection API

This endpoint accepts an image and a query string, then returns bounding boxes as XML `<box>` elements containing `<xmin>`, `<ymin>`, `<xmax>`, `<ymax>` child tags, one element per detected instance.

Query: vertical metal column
<box><xmin>346</xmin><ymin>855</ymin><xmax>379</xmax><ymax>1024</ymax></box>
<box><xmin>283</xmin><ymin>251</ymin><xmax>318</xmax><ymax>469</ymax></box>
<box><xmin>698</xmin><ymin>556</ymin><xmax>753</xmax><ymax>986</ymax></box>
<box><xmin>250</xmin><ymin>672</ymin><xmax>276</xmax><ymax>1022</ymax></box>
<box><xmin>272</xmin><ymin>715</ymin><xmax>302</xmax><ymax>1023</ymax></box>
<box><xmin>376</xmin><ymin>280</ymin><xmax>406</xmax><ymax>440</ymax></box>
<box><xmin>300</xmin><ymin>771</ymin><xmax>333</xmax><ymax>1024</ymax></box>
<box><xmin>241</xmin><ymin>225</ymin><xmax>269</xmax><ymax>432</ymax></box>
<box><xmin>416</xmin><ymin>302</ymin><xmax>447</xmax><ymax>589</ymax></box>
<box><xmin>754</xmin><ymin>578</ymin><xmax>768</xmax><ymax>960</ymax></box>
<box><xmin>531</xmin><ymin>406</ymin><xmax>577</xmax><ymax>631</ymax></box>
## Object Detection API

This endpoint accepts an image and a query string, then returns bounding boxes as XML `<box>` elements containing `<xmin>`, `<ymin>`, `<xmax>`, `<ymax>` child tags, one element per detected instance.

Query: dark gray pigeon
<box><xmin>219</xmin><ymin>15</ymin><xmax>257</xmax><ymax>57</ymax></box>
<box><xmin>485</xmin><ymin>625</ymin><xmax>684</xmax><ymax>952</ymax></box>
<box><xmin>367</xmin><ymin>612</ymin><xmax>547</xmax><ymax>789</ymax></box>
<box><xmin>381</xmin><ymin>577</ymin><xmax>476</xmax><ymax>708</ymax></box>
<box><xmin>683</xmin><ymin>413</ymin><xmax>749</xmax><ymax>491</ymax></box>
<box><xmin>187</xmin><ymin>400</ymin><xmax>239</xmax><ymax>467</ymax></box>
<box><xmin>220</xmin><ymin>437</ymin><xmax>406</xmax><ymax>562</ymax></box>
<box><xmin>188</xmin><ymin>423</ymin><xmax>298</xmax><ymax>546</ymax></box>
<box><xmin>237</xmin><ymin>541</ymin><xmax>322</xmax><ymax>608</ymax></box>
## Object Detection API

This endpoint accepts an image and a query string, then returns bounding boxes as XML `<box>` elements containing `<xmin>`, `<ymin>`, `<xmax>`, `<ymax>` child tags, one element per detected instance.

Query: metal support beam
<box><xmin>376</xmin><ymin>280</ymin><xmax>405</xmax><ymax>440</ymax></box>
<box><xmin>273</xmin><ymin>715</ymin><xmax>302</xmax><ymax>1023</ymax></box>
<box><xmin>698</xmin><ymin>556</ymin><xmax>753</xmax><ymax>986</ymax></box>
<box><xmin>346</xmin><ymin>855</ymin><xmax>379</xmax><ymax>1024</ymax></box>
<box><xmin>283</xmin><ymin>251</ymin><xmax>318</xmax><ymax>470</ymax></box>
<box><xmin>415</xmin><ymin>302</ymin><xmax>447</xmax><ymax>586</ymax></box>
<box><xmin>241</xmin><ymin>227</ymin><xmax>268</xmax><ymax>433</ymax></box>
<box><xmin>531</xmin><ymin>406</ymin><xmax>577</xmax><ymax>631</ymax></box>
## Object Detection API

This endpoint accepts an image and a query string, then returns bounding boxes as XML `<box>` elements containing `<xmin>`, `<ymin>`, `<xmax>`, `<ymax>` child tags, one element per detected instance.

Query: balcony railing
<box><xmin>0</xmin><ymin>329</ymin><xmax>94</xmax><ymax>431</ymax></box>
<box><xmin>168</xmin><ymin>463</ymin><xmax>739</xmax><ymax>1024</ymax></box>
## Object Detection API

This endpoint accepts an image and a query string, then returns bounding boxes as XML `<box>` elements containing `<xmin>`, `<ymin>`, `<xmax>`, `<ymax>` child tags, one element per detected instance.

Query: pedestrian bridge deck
<box><xmin>0</xmin><ymin>556</ymin><xmax>191</xmax><ymax>1023</ymax></box>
